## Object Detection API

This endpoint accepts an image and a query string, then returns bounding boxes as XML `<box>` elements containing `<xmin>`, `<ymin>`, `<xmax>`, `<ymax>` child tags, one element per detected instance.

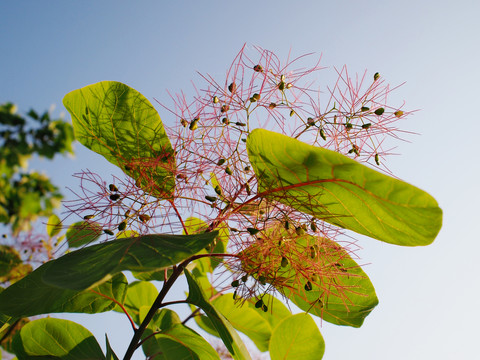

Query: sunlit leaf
<box><xmin>247</xmin><ymin>129</ymin><xmax>442</xmax><ymax>246</ymax></box>
<box><xmin>185</xmin><ymin>271</ymin><xmax>251</xmax><ymax>360</ymax></box>
<box><xmin>63</xmin><ymin>81</ymin><xmax>176</xmax><ymax>198</ymax></box>
<box><xmin>0</xmin><ymin>245</ymin><xmax>21</xmax><ymax>277</ymax></box>
<box><xmin>66</xmin><ymin>221</ymin><xmax>103</xmax><ymax>248</ymax></box>
<box><xmin>46</xmin><ymin>214</ymin><xmax>62</xmax><ymax>237</ymax></box>
<box><xmin>113</xmin><ymin>281</ymin><xmax>158</xmax><ymax>325</ymax></box>
<box><xmin>269</xmin><ymin>313</ymin><xmax>325</xmax><ymax>360</ymax></box>
<box><xmin>42</xmin><ymin>231</ymin><xmax>218</xmax><ymax>291</ymax></box>
<box><xmin>11</xmin><ymin>318</ymin><xmax>105</xmax><ymax>359</ymax></box>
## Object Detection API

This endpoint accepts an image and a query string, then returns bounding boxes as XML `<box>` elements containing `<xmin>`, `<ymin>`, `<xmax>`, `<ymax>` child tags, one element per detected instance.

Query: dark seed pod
<box><xmin>83</xmin><ymin>214</ymin><xmax>95</xmax><ymax>220</ymax></box>
<box><xmin>213</xmin><ymin>96</ymin><xmax>219</xmax><ymax>103</ymax></box>
<box><xmin>139</xmin><ymin>214</ymin><xmax>150</xmax><ymax>223</ymax></box>
<box><xmin>241</xmin><ymin>274</ymin><xmax>248</xmax><ymax>282</ymax></box>
<box><xmin>374</xmin><ymin>72</ymin><xmax>380</xmax><ymax>81</ymax></box>
<box><xmin>109</xmin><ymin>184</ymin><xmax>118</xmax><ymax>192</ymax></box>
<box><xmin>345</xmin><ymin>123</ymin><xmax>353</xmax><ymax>130</ymax></box>
<box><xmin>304</xmin><ymin>281</ymin><xmax>313</xmax><ymax>291</ymax></box>
<box><xmin>394</xmin><ymin>110</ymin><xmax>404</xmax><ymax>118</ymax></box>
<box><xmin>262</xmin><ymin>304</ymin><xmax>268</xmax><ymax>312</ymax></box>
<box><xmin>104</xmin><ymin>229</ymin><xmax>114</xmax><ymax>236</ymax></box>
<box><xmin>307</xmin><ymin>117</ymin><xmax>315</xmax><ymax>126</ymax></box>
<box><xmin>244</xmin><ymin>166</ymin><xmax>251</xmax><ymax>172</ymax></box>
<box><xmin>118</xmin><ymin>221</ymin><xmax>127</xmax><ymax>231</ymax></box>
<box><xmin>319</xmin><ymin>128</ymin><xmax>327</xmax><ymax>141</ymax></box>
<box><xmin>374</xmin><ymin>108</ymin><xmax>385</xmax><ymax>116</ymax></box>
<box><xmin>375</xmin><ymin>153</ymin><xmax>380</xmax><ymax>165</ymax></box>
<box><xmin>251</xmin><ymin>93</ymin><xmax>260</xmax><ymax>101</ymax></box>
<box><xmin>247</xmin><ymin>228</ymin><xmax>260</xmax><ymax>235</ymax></box>
<box><xmin>286</xmin><ymin>83</ymin><xmax>293</xmax><ymax>89</ymax></box>
<box><xmin>278</xmin><ymin>81</ymin><xmax>286</xmax><ymax>91</ymax></box>
<box><xmin>109</xmin><ymin>194</ymin><xmax>121</xmax><ymax>201</ymax></box>
<box><xmin>235</xmin><ymin>122</ymin><xmax>246</xmax><ymax>126</ymax></box>
<box><xmin>228</xmin><ymin>82</ymin><xmax>236</xmax><ymax>93</ymax></box>
<box><xmin>310</xmin><ymin>221</ymin><xmax>317</xmax><ymax>232</ymax></box>
<box><xmin>268</xmin><ymin>102</ymin><xmax>277</xmax><ymax>109</ymax></box>
<box><xmin>361</xmin><ymin>106</ymin><xmax>370</xmax><ymax>112</ymax></box>
<box><xmin>214</xmin><ymin>185</ymin><xmax>222</xmax><ymax>196</ymax></box>
<box><xmin>217</xmin><ymin>158</ymin><xmax>226</xmax><ymax>166</ymax></box>
<box><xmin>233</xmin><ymin>290</ymin><xmax>237</xmax><ymax>300</ymax></box>
<box><xmin>125</xmin><ymin>165</ymin><xmax>132</xmax><ymax>171</ymax></box>
<box><xmin>258</xmin><ymin>275</ymin><xmax>266</xmax><ymax>285</ymax></box>
<box><xmin>289</xmin><ymin>109</ymin><xmax>295</xmax><ymax>117</ymax></box>
<box><xmin>231</xmin><ymin>279</ymin><xmax>240</xmax><ymax>287</ymax></box>
<box><xmin>309</xmin><ymin>245</ymin><xmax>317</xmax><ymax>259</ymax></box>
<box><xmin>295</xmin><ymin>226</ymin><xmax>305</xmax><ymax>236</ymax></box>
<box><xmin>205</xmin><ymin>195</ymin><xmax>217</xmax><ymax>202</ymax></box>
<box><xmin>362</xmin><ymin>123</ymin><xmax>372</xmax><ymax>129</ymax></box>
<box><xmin>281</xmin><ymin>257</ymin><xmax>289</xmax><ymax>268</ymax></box>
<box><xmin>222</xmin><ymin>117</ymin><xmax>230</xmax><ymax>125</ymax></box>
<box><xmin>253</xmin><ymin>64</ymin><xmax>263</xmax><ymax>72</ymax></box>
<box><xmin>245</xmin><ymin>183</ymin><xmax>251</xmax><ymax>195</ymax></box>
<box><xmin>180</xmin><ymin>118</ymin><xmax>188</xmax><ymax>127</ymax></box>
<box><xmin>189</xmin><ymin>118</ymin><xmax>199</xmax><ymax>130</ymax></box>
<box><xmin>255</xmin><ymin>299</ymin><xmax>263</xmax><ymax>308</ymax></box>
<box><xmin>284</xmin><ymin>220</ymin><xmax>289</xmax><ymax>230</ymax></box>
<box><xmin>225</xmin><ymin>166</ymin><xmax>233</xmax><ymax>175</ymax></box>
<box><xmin>221</xmin><ymin>105</ymin><xmax>229</xmax><ymax>113</ymax></box>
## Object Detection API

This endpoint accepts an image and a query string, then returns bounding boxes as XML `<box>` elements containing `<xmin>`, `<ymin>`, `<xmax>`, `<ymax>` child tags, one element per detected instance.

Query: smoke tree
<box><xmin>0</xmin><ymin>46</ymin><xmax>442</xmax><ymax>359</ymax></box>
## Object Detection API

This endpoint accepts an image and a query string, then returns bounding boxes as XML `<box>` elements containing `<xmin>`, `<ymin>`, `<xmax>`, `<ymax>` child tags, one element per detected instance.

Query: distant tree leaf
<box><xmin>63</xmin><ymin>81</ymin><xmax>176</xmax><ymax>198</ymax></box>
<box><xmin>11</xmin><ymin>318</ymin><xmax>105</xmax><ymax>360</ymax></box>
<box><xmin>247</xmin><ymin>129</ymin><xmax>442</xmax><ymax>246</ymax></box>
<box><xmin>269</xmin><ymin>313</ymin><xmax>325</xmax><ymax>360</ymax></box>
<box><xmin>0</xmin><ymin>245</ymin><xmax>22</xmax><ymax>277</ymax></box>
<box><xmin>42</xmin><ymin>232</ymin><xmax>218</xmax><ymax>291</ymax></box>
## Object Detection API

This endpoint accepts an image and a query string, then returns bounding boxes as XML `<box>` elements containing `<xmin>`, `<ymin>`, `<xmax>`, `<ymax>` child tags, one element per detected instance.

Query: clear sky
<box><xmin>1</xmin><ymin>1</ymin><xmax>479</xmax><ymax>359</ymax></box>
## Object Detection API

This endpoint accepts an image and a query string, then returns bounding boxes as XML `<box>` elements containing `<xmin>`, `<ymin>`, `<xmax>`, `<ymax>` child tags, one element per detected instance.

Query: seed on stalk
<box><xmin>375</xmin><ymin>153</ymin><xmax>380</xmax><ymax>165</ymax></box>
<box><xmin>258</xmin><ymin>276</ymin><xmax>266</xmax><ymax>285</ymax></box>
<box><xmin>104</xmin><ymin>229</ymin><xmax>114</xmax><ymax>236</ymax></box>
<box><xmin>304</xmin><ymin>281</ymin><xmax>313</xmax><ymax>291</ymax></box>
<box><xmin>109</xmin><ymin>184</ymin><xmax>118</xmax><ymax>192</ymax></box>
<box><xmin>290</xmin><ymin>109</ymin><xmax>295</xmax><ymax>117</ymax></box>
<box><xmin>286</xmin><ymin>83</ymin><xmax>293</xmax><ymax>89</ymax></box>
<box><xmin>394</xmin><ymin>110</ymin><xmax>404</xmax><ymax>118</ymax></box>
<box><xmin>268</xmin><ymin>102</ymin><xmax>277</xmax><ymax>109</ymax></box>
<box><xmin>319</xmin><ymin>128</ymin><xmax>327</xmax><ymax>140</ymax></box>
<box><xmin>247</xmin><ymin>228</ymin><xmax>260</xmax><ymax>235</ymax></box>
<box><xmin>205</xmin><ymin>195</ymin><xmax>217</xmax><ymax>202</ymax></box>
<box><xmin>250</xmin><ymin>93</ymin><xmax>260</xmax><ymax>102</ymax></box>
<box><xmin>222</xmin><ymin>117</ymin><xmax>230</xmax><ymax>125</ymax></box>
<box><xmin>225</xmin><ymin>166</ymin><xmax>233</xmax><ymax>175</ymax></box>
<box><xmin>83</xmin><ymin>214</ymin><xmax>95</xmax><ymax>220</ymax></box>
<box><xmin>245</xmin><ymin>183</ymin><xmax>251</xmax><ymax>195</ymax></box>
<box><xmin>180</xmin><ymin>118</ymin><xmax>188</xmax><ymax>127</ymax></box>
<box><xmin>278</xmin><ymin>81</ymin><xmax>286</xmax><ymax>91</ymax></box>
<box><xmin>345</xmin><ymin>122</ymin><xmax>353</xmax><ymax>131</ymax></box>
<box><xmin>233</xmin><ymin>290</ymin><xmax>237</xmax><ymax>300</ymax></box>
<box><xmin>139</xmin><ymin>214</ymin><xmax>150</xmax><ymax>223</ymax></box>
<box><xmin>244</xmin><ymin>166</ymin><xmax>251</xmax><ymax>172</ymax></box>
<box><xmin>228</xmin><ymin>82</ymin><xmax>236</xmax><ymax>93</ymax></box>
<box><xmin>362</xmin><ymin>123</ymin><xmax>372</xmax><ymax>129</ymax></box>
<box><xmin>221</xmin><ymin>105</ymin><xmax>229</xmax><ymax>113</ymax></box>
<box><xmin>295</xmin><ymin>226</ymin><xmax>305</xmax><ymax>236</ymax></box>
<box><xmin>118</xmin><ymin>221</ymin><xmax>127</xmax><ymax>231</ymax></box>
<box><xmin>281</xmin><ymin>257</ymin><xmax>289</xmax><ymax>268</ymax></box>
<box><xmin>307</xmin><ymin>117</ymin><xmax>315</xmax><ymax>126</ymax></box>
<box><xmin>189</xmin><ymin>117</ymin><xmax>199</xmax><ymax>130</ymax></box>
<box><xmin>361</xmin><ymin>106</ymin><xmax>370</xmax><ymax>112</ymax></box>
<box><xmin>253</xmin><ymin>64</ymin><xmax>263</xmax><ymax>72</ymax></box>
<box><xmin>213</xmin><ymin>96</ymin><xmax>219</xmax><ymax>103</ymax></box>
<box><xmin>310</xmin><ymin>221</ymin><xmax>317</xmax><ymax>232</ymax></box>
<box><xmin>231</xmin><ymin>279</ymin><xmax>240</xmax><ymax>287</ymax></box>
<box><xmin>217</xmin><ymin>158</ymin><xmax>226</xmax><ymax>166</ymax></box>
<box><xmin>109</xmin><ymin>194</ymin><xmax>121</xmax><ymax>201</ymax></box>
<box><xmin>235</xmin><ymin>122</ymin><xmax>246</xmax><ymax>126</ymax></box>
<box><xmin>261</xmin><ymin>304</ymin><xmax>268</xmax><ymax>312</ymax></box>
<box><xmin>374</xmin><ymin>72</ymin><xmax>380</xmax><ymax>81</ymax></box>
<box><xmin>241</xmin><ymin>274</ymin><xmax>248</xmax><ymax>282</ymax></box>
<box><xmin>255</xmin><ymin>299</ymin><xmax>263</xmax><ymax>308</ymax></box>
<box><xmin>284</xmin><ymin>220</ymin><xmax>290</xmax><ymax>230</ymax></box>
<box><xmin>214</xmin><ymin>185</ymin><xmax>222</xmax><ymax>196</ymax></box>
<box><xmin>374</xmin><ymin>108</ymin><xmax>385</xmax><ymax>116</ymax></box>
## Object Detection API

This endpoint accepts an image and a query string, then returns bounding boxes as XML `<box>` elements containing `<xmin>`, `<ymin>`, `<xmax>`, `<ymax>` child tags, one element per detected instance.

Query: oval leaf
<box><xmin>66</xmin><ymin>221</ymin><xmax>102</xmax><ymax>248</ymax></box>
<box><xmin>269</xmin><ymin>313</ymin><xmax>325</xmax><ymax>360</ymax></box>
<box><xmin>46</xmin><ymin>214</ymin><xmax>62</xmax><ymax>237</ymax></box>
<box><xmin>63</xmin><ymin>81</ymin><xmax>176</xmax><ymax>198</ymax></box>
<box><xmin>12</xmin><ymin>318</ymin><xmax>105</xmax><ymax>359</ymax></box>
<box><xmin>246</xmin><ymin>129</ymin><xmax>442</xmax><ymax>246</ymax></box>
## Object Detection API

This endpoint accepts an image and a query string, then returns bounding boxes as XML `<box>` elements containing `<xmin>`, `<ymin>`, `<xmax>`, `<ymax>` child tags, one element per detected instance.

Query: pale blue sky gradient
<box><xmin>1</xmin><ymin>1</ymin><xmax>479</xmax><ymax>359</ymax></box>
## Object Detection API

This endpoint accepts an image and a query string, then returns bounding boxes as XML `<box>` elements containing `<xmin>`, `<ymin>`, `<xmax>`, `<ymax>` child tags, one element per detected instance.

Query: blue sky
<box><xmin>1</xmin><ymin>1</ymin><xmax>479</xmax><ymax>359</ymax></box>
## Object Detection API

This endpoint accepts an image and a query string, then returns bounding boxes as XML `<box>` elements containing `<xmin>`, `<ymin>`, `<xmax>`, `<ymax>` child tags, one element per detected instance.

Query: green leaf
<box><xmin>66</xmin><ymin>221</ymin><xmax>103</xmax><ymax>248</ymax></box>
<box><xmin>105</xmin><ymin>335</ymin><xmax>119</xmax><ymax>360</ymax></box>
<box><xmin>113</xmin><ymin>281</ymin><xmax>158</xmax><ymax>325</ymax></box>
<box><xmin>241</xmin><ymin>233</ymin><xmax>378</xmax><ymax>328</ymax></box>
<box><xmin>184</xmin><ymin>271</ymin><xmax>251</xmax><ymax>360</ymax></box>
<box><xmin>269</xmin><ymin>313</ymin><xmax>325</xmax><ymax>360</ymax></box>
<box><xmin>0</xmin><ymin>263</ymin><xmax>127</xmax><ymax>318</ymax></box>
<box><xmin>11</xmin><ymin>318</ymin><xmax>105</xmax><ymax>359</ymax></box>
<box><xmin>46</xmin><ymin>214</ymin><xmax>62</xmax><ymax>237</ymax></box>
<box><xmin>141</xmin><ymin>323</ymin><xmax>220</xmax><ymax>360</ymax></box>
<box><xmin>42</xmin><ymin>232</ymin><xmax>218</xmax><ymax>291</ymax></box>
<box><xmin>246</xmin><ymin>129</ymin><xmax>442</xmax><ymax>246</ymax></box>
<box><xmin>139</xmin><ymin>308</ymin><xmax>181</xmax><ymax>333</ymax></box>
<box><xmin>0</xmin><ymin>245</ymin><xmax>22</xmax><ymax>277</ymax></box>
<box><xmin>211</xmin><ymin>295</ymin><xmax>272</xmax><ymax>352</ymax></box>
<box><xmin>63</xmin><ymin>81</ymin><xmax>176</xmax><ymax>198</ymax></box>
<box><xmin>245</xmin><ymin>294</ymin><xmax>291</xmax><ymax>330</ymax></box>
